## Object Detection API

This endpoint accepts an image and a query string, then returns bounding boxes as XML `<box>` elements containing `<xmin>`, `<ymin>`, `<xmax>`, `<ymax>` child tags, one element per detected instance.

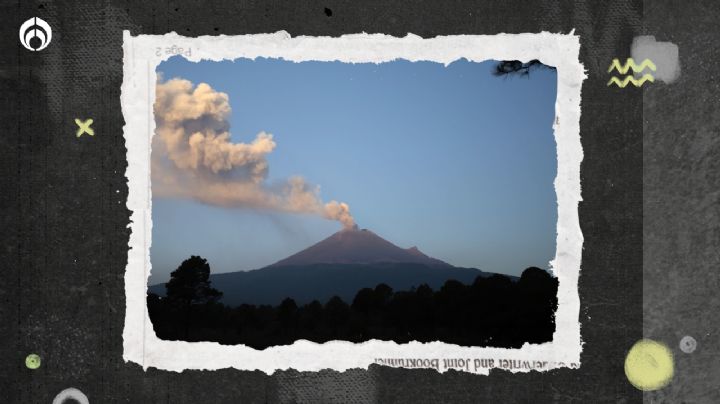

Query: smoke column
<box><xmin>152</xmin><ymin>78</ymin><xmax>356</xmax><ymax>229</ymax></box>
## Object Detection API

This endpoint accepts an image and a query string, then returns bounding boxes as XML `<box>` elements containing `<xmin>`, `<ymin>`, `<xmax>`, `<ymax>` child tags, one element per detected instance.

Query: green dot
<box><xmin>25</xmin><ymin>353</ymin><xmax>41</xmax><ymax>369</ymax></box>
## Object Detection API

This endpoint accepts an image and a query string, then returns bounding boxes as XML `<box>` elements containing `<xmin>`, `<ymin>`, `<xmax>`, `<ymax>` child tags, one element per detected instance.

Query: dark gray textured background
<box><xmin>642</xmin><ymin>2</ymin><xmax>720</xmax><ymax>403</ymax></box>
<box><xmin>5</xmin><ymin>0</ymin><xmax>709</xmax><ymax>402</ymax></box>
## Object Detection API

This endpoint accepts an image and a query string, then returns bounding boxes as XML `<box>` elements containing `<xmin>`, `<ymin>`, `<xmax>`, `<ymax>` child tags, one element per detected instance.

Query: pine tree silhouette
<box><xmin>164</xmin><ymin>255</ymin><xmax>222</xmax><ymax>338</ymax></box>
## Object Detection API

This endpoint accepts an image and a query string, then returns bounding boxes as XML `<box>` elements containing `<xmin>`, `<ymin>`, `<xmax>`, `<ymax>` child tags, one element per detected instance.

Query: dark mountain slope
<box><xmin>149</xmin><ymin>228</ymin><xmax>514</xmax><ymax>306</ymax></box>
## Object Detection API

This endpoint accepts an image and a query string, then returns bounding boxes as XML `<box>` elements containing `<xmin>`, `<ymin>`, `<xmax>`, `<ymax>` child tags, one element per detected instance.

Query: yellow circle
<box><xmin>25</xmin><ymin>353</ymin><xmax>41</xmax><ymax>370</ymax></box>
<box><xmin>625</xmin><ymin>339</ymin><xmax>674</xmax><ymax>391</ymax></box>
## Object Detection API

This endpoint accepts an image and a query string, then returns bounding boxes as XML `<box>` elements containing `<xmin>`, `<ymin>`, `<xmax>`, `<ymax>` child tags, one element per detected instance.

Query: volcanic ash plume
<box><xmin>323</xmin><ymin>201</ymin><xmax>356</xmax><ymax>230</ymax></box>
<box><xmin>152</xmin><ymin>78</ymin><xmax>356</xmax><ymax>229</ymax></box>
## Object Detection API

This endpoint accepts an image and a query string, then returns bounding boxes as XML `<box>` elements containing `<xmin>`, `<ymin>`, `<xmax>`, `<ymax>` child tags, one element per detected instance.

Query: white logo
<box><xmin>19</xmin><ymin>17</ymin><xmax>52</xmax><ymax>51</ymax></box>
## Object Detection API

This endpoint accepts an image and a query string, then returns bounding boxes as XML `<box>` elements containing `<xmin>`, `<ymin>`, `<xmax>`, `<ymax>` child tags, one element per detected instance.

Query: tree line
<box><xmin>147</xmin><ymin>256</ymin><xmax>558</xmax><ymax>349</ymax></box>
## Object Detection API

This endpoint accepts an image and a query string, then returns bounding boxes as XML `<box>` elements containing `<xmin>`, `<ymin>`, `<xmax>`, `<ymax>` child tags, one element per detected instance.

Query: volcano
<box><xmin>149</xmin><ymin>228</ymin><xmax>505</xmax><ymax>306</ymax></box>
<box><xmin>270</xmin><ymin>227</ymin><xmax>452</xmax><ymax>268</ymax></box>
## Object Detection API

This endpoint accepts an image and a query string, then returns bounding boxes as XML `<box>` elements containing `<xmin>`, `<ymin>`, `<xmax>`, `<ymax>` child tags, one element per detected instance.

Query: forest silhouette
<box><xmin>147</xmin><ymin>256</ymin><xmax>559</xmax><ymax>349</ymax></box>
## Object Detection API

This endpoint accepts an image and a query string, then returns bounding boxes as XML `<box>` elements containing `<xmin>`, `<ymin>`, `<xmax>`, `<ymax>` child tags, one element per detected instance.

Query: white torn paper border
<box><xmin>121</xmin><ymin>31</ymin><xmax>585</xmax><ymax>374</ymax></box>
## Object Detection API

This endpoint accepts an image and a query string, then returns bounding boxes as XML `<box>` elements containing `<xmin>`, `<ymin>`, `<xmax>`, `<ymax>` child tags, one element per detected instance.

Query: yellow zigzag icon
<box><xmin>607</xmin><ymin>58</ymin><xmax>657</xmax><ymax>74</ymax></box>
<box><xmin>607</xmin><ymin>74</ymin><xmax>655</xmax><ymax>88</ymax></box>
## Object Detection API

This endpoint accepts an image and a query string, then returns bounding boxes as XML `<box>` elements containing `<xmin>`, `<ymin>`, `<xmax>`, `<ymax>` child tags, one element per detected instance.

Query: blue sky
<box><xmin>150</xmin><ymin>57</ymin><xmax>558</xmax><ymax>284</ymax></box>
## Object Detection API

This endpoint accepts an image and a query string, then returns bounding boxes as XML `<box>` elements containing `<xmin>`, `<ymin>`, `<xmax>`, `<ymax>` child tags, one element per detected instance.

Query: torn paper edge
<box><xmin>121</xmin><ymin>30</ymin><xmax>585</xmax><ymax>374</ymax></box>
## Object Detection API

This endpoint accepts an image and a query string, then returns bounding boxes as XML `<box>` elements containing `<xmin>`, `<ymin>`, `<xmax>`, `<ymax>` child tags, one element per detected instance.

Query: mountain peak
<box><xmin>269</xmin><ymin>228</ymin><xmax>452</xmax><ymax>268</ymax></box>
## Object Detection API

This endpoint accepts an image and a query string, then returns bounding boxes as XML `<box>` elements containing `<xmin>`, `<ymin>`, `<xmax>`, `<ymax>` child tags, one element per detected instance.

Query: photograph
<box><xmin>145</xmin><ymin>55</ymin><xmax>560</xmax><ymax>350</ymax></box>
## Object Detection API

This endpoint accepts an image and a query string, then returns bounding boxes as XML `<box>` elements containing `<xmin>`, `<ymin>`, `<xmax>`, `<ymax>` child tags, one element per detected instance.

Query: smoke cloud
<box><xmin>152</xmin><ymin>78</ymin><xmax>356</xmax><ymax>229</ymax></box>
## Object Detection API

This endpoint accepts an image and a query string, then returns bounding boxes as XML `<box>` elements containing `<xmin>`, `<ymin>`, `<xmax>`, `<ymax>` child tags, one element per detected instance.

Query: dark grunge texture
<box><xmin>11</xmin><ymin>0</ymin><xmax>713</xmax><ymax>402</ymax></box>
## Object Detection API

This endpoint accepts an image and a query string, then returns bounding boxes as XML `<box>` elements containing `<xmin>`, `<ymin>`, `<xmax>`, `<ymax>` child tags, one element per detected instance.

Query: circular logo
<box><xmin>19</xmin><ymin>17</ymin><xmax>52</xmax><ymax>51</ymax></box>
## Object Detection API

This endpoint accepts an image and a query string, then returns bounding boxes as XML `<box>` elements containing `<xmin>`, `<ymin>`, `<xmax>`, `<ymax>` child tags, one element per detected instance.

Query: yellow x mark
<box><xmin>75</xmin><ymin>118</ymin><xmax>94</xmax><ymax>137</ymax></box>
